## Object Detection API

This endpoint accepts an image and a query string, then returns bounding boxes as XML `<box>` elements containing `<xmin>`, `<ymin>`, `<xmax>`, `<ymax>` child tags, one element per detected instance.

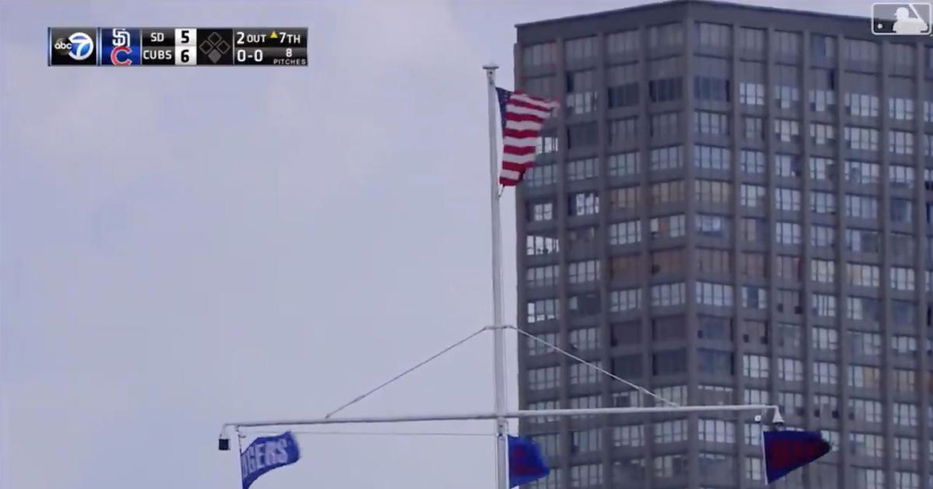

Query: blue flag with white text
<box><xmin>240</xmin><ymin>431</ymin><xmax>301</xmax><ymax>489</ymax></box>
<box><xmin>508</xmin><ymin>435</ymin><xmax>550</xmax><ymax>487</ymax></box>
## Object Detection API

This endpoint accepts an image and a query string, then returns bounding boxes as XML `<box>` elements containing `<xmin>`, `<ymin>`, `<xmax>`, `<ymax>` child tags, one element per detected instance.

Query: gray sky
<box><xmin>0</xmin><ymin>0</ymin><xmax>875</xmax><ymax>488</ymax></box>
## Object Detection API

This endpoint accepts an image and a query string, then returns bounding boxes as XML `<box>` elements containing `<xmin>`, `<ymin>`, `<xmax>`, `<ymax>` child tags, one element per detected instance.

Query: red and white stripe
<box><xmin>499</xmin><ymin>91</ymin><xmax>557</xmax><ymax>186</ymax></box>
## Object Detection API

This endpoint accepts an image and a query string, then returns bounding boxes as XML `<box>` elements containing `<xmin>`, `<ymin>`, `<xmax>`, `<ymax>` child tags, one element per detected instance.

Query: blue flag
<box><xmin>240</xmin><ymin>432</ymin><xmax>301</xmax><ymax>489</ymax></box>
<box><xmin>763</xmin><ymin>430</ymin><xmax>831</xmax><ymax>483</ymax></box>
<box><xmin>508</xmin><ymin>435</ymin><xmax>550</xmax><ymax>487</ymax></box>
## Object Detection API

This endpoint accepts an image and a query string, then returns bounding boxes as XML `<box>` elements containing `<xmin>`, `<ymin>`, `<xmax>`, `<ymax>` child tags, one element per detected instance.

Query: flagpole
<box><xmin>483</xmin><ymin>62</ymin><xmax>510</xmax><ymax>489</ymax></box>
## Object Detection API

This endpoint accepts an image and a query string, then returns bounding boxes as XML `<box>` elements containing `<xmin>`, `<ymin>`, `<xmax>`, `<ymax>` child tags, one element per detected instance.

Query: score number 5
<box><xmin>175</xmin><ymin>28</ymin><xmax>197</xmax><ymax>66</ymax></box>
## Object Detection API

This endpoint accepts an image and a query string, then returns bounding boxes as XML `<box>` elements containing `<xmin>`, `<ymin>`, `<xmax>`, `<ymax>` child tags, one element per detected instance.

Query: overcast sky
<box><xmin>0</xmin><ymin>0</ymin><xmax>876</xmax><ymax>488</ymax></box>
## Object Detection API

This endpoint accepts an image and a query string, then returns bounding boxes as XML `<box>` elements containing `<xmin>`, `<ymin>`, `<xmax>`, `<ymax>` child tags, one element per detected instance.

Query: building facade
<box><xmin>513</xmin><ymin>2</ymin><xmax>933</xmax><ymax>489</ymax></box>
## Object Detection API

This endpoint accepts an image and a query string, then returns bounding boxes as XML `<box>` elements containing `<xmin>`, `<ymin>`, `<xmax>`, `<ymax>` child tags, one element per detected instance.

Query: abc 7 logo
<box><xmin>53</xmin><ymin>32</ymin><xmax>94</xmax><ymax>61</ymax></box>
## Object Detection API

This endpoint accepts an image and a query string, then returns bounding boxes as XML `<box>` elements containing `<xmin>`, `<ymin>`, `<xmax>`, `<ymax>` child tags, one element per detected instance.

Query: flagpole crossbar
<box><xmin>218</xmin><ymin>404</ymin><xmax>783</xmax><ymax>450</ymax></box>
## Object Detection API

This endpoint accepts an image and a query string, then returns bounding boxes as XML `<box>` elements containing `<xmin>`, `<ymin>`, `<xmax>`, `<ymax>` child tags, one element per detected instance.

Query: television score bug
<box><xmin>48</xmin><ymin>27</ymin><xmax>308</xmax><ymax>66</ymax></box>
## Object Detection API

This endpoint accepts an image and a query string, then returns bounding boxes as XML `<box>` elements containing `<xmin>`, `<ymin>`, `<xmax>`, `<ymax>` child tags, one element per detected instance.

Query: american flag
<box><xmin>497</xmin><ymin>88</ymin><xmax>557</xmax><ymax>186</ymax></box>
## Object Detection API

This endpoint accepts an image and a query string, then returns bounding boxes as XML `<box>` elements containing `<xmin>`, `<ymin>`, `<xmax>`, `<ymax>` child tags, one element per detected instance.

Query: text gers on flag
<box><xmin>508</xmin><ymin>435</ymin><xmax>550</xmax><ymax>487</ymax></box>
<box><xmin>496</xmin><ymin>88</ymin><xmax>557</xmax><ymax>186</ymax></box>
<box><xmin>763</xmin><ymin>430</ymin><xmax>831</xmax><ymax>483</ymax></box>
<box><xmin>240</xmin><ymin>431</ymin><xmax>301</xmax><ymax>489</ymax></box>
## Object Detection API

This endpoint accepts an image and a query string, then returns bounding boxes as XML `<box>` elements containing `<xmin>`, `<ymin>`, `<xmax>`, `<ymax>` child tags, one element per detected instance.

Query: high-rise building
<box><xmin>512</xmin><ymin>2</ymin><xmax>933</xmax><ymax>488</ymax></box>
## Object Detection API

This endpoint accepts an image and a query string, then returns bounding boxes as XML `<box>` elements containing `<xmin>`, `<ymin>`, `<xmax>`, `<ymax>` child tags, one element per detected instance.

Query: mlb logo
<box><xmin>872</xmin><ymin>3</ymin><xmax>933</xmax><ymax>35</ymax></box>
<box><xmin>100</xmin><ymin>28</ymin><xmax>141</xmax><ymax>66</ymax></box>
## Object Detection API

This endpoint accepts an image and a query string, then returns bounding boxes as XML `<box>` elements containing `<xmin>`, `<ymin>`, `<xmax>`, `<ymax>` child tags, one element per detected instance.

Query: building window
<box><xmin>607</xmin><ymin>63</ymin><xmax>639</xmax><ymax>108</ymax></box>
<box><xmin>739</xmin><ymin>27</ymin><xmax>765</xmax><ymax>52</ymax></box>
<box><xmin>845</xmin><ymin>194</ymin><xmax>879</xmax><ymax>219</ymax></box>
<box><xmin>813</xmin><ymin>327</ymin><xmax>838</xmax><ymax>351</ymax></box>
<box><xmin>775</xmin><ymin>255</ymin><xmax>800</xmax><ymax>281</ymax></box>
<box><xmin>696</xmin><ymin>22</ymin><xmax>731</xmax><ymax>48</ymax></box>
<box><xmin>812</xmin><ymin>294</ymin><xmax>836</xmax><ymax>317</ymax></box>
<box><xmin>525</xmin><ymin>164</ymin><xmax>557</xmax><ymax>188</ymax></box>
<box><xmin>650</xmin><ymin>112</ymin><xmax>680</xmax><ymax>138</ymax></box>
<box><xmin>814</xmin><ymin>362</ymin><xmax>838</xmax><ymax>385</ymax></box>
<box><xmin>810</xmin><ymin>34</ymin><xmax>836</xmax><ymax>61</ymax></box>
<box><xmin>523</xmin><ymin>42</ymin><xmax>557</xmax><ymax>69</ymax></box>
<box><xmin>565</xmin><ymin>70</ymin><xmax>597</xmax><ymax>115</ymax></box>
<box><xmin>569</xmin><ymin>192</ymin><xmax>599</xmax><ymax>216</ymax></box>
<box><xmin>695</xmin><ymin>110</ymin><xmax>729</xmax><ymax>136</ymax></box>
<box><xmin>775</xmin><ymin>221</ymin><xmax>801</xmax><ymax>245</ymax></box>
<box><xmin>741</xmin><ymin>149</ymin><xmax>766</xmax><ymax>173</ymax></box>
<box><xmin>738</xmin><ymin>253</ymin><xmax>766</xmax><ymax>279</ymax></box>
<box><xmin>743</xmin><ymin>354</ymin><xmax>769</xmax><ymax>379</ymax></box>
<box><xmin>568</xmin><ymin>260</ymin><xmax>600</xmax><ymax>284</ymax></box>
<box><xmin>567</xmin><ymin>226</ymin><xmax>597</xmax><ymax>252</ymax></box>
<box><xmin>773</xmin><ymin>119</ymin><xmax>800</xmax><ymax>142</ymax></box>
<box><xmin>698</xmin><ymin>419</ymin><xmax>735</xmax><ymax>443</ymax></box>
<box><xmin>741</xmin><ymin>184</ymin><xmax>766</xmax><ymax>209</ymax></box>
<box><xmin>810</xmin><ymin>156</ymin><xmax>834</xmax><ymax>182</ymax></box>
<box><xmin>774</xmin><ymin>154</ymin><xmax>801</xmax><ymax>178</ymax></box>
<box><xmin>809</xmin><ymin>89</ymin><xmax>836</xmax><ymax>112</ymax></box>
<box><xmin>742</xmin><ymin>286</ymin><xmax>768</xmax><ymax>310</ymax></box>
<box><xmin>775</xmin><ymin>289</ymin><xmax>802</xmax><ymax>315</ymax></box>
<box><xmin>694</xmin><ymin>74</ymin><xmax>730</xmax><ymax>102</ymax></box>
<box><xmin>569</xmin><ymin>293</ymin><xmax>601</xmax><ymax>318</ymax></box>
<box><xmin>695</xmin><ymin>214</ymin><xmax>730</xmax><ymax>239</ymax></box>
<box><xmin>739</xmin><ymin>82</ymin><xmax>765</xmax><ymax>105</ymax></box>
<box><xmin>894</xmin><ymin>403</ymin><xmax>918</xmax><ymax>427</ymax></box>
<box><xmin>773</xmin><ymin>30</ymin><xmax>800</xmax><ymax>59</ymax></box>
<box><xmin>609</xmin><ymin>220</ymin><xmax>641</xmax><ymax>246</ymax></box>
<box><xmin>890</xmin><ymin>130</ymin><xmax>914</xmax><ymax>155</ymax></box>
<box><xmin>529</xmin><ymin>201</ymin><xmax>555</xmax><ymax>222</ymax></box>
<box><xmin>527</xmin><ymin>232</ymin><xmax>559</xmax><ymax>256</ymax></box>
<box><xmin>845</xmin><ymin>39</ymin><xmax>879</xmax><ymax>64</ymax></box>
<box><xmin>811</xmin><ymin>259</ymin><xmax>835</xmax><ymax>283</ymax></box>
<box><xmin>890</xmin><ymin>198</ymin><xmax>913</xmax><ymax>223</ymax></box>
<box><xmin>694</xmin><ymin>144</ymin><xmax>731</xmax><ymax>171</ymax></box>
<box><xmin>845</xmin><ymin>160</ymin><xmax>880</xmax><ymax>185</ymax></box>
<box><xmin>651</xmin><ymin>282</ymin><xmax>685</xmax><ymax>307</ymax></box>
<box><xmin>653</xmin><ymin>348</ymin><xmax>687</xmax><ymax>375</ymax></box>
<box><xmin>650</xmin><ymin>181</ymin><xmax>684</xmax><ymax>205</ymax></box>
<box><xmin>848</xmin><ymin>296</ymin><xmax>880</xmax><ymax>321</ymax></box>
<box><xmin>613</xmin><ymin>425</ymin><xmax>644</xmax><ymax>448</ymax></box>
<box><xmin>649</xmin><ymin>214</ymin><xmax>686</xmax><ymax>239</ymax></box>
<box><xmin>527</xmin><ymin>298</ymin><xmax>558</xmax><ymax>323</ymax></box>
<box><xmin>889</xmin><ymin>97</ymin><xmax>914</xmax><ymax>121</ymax></box>
<box><xmin>654</xmin><ymin>419</ymin><xmax>688</xmax><ymax>444</ymax></box>
<box><xmin>774</xmin><ymin>187</ymin><xmax>801</xmax><ymax>212</ymax></box>
<box><xmin>695</xmin><ymin>179</ymin><xmax>731</xmax><ymax>205</ymax></box>
<box><xmin>697</xmin><ymin>248</ymin><xmax>730</xmax><ymax>275</ymax></box>
<box><xmin>810</xmin><ymin>123</ymin><xmax>835</xmax><ymax>146</ymax></box>
<box><xmin>566</xmin><ymin>123</ymin><xmax>597</xmax><ymax>150</ymax></box>
<box><xmin>891</xmin><ymin>267</ymin><xmax>915</xmax><ymax>291</ymax></box>
<box><xmin>609</xmin><ymin>185</ymin><xmax>641</xmax><ymax>210</ymax></box>
<box><xmin>811</xmin><ymin>225</ymin><xmax>835</xmax><ymax>248</ymax></box>
<box><xmin>648</xmin><ymin>23</ymin><xmax>684</xmax><ymax>49</ymax></box>
<box><xmin>567</xmin><ymin>157</ymin><xmax>599</xmax><ymax>181</ymax></box>
<box><xmin>696</xmin><ymin>281</ymin><xmax>733</xmax><ymax>307</ymax></box>
<box><xmin>739</xmin><ymin>218</ymin><xmax>768</xmax><ymax>244</ymax></box>
<box><xmin>606</xmin><ymin>30</ymin><xmax>639</xmax><ymax>56</ymax></box>
<box><xmin>889</xmin><ymin>165</ymin><xmax>915</xmax><ymax>188</ymax></box>
<box><xmin>894</xmin><ymin>438</ymin><xmax>918</xmax><ymax>461</ymax></box>
<box><xmin>564</xmin><ymin>36</ymin><xmax>597</xmax><ymax>61</ymax></box>
<box><xmin>610</xmin><ymin>288</ymin><xmax>641</xmax><ymax>312</ymax></box>
<box><xmin>528</xmin><ymin>366</ymin><xmax>560</xmax><ymax>390</ymax></box>
<box><xmin>845</xmin><ymin>93</ymin><xmax>879</xmax><ymax>117</ymax></box>
<box><xmin>650</xmin><ymin>146</ymin><xmax>682</xmax><ymax>171</ymax></box>
<box><xmin>845</xmin><ymin>126</ymin><xmax>879</xmax><ymax>151</ymax></box>
<box><xmin>848</xmin><ymin>365</ymin><xmax>882</xmax><ymax>389</ymax></box>
<box><xmin>609</xmin><ymin>117</ymin><xmax>639</xmax><ymax>145</ymax></box>
<box><xmin>743</xmin><ymin>116</ymin><xmax>764</xmax><ymax>141</ymax></box>
<box><xmin>777</xmin><ymin>357</ymin><xmax>804</xmax><ymax>382</ymax></box>
<box><xmin>608</xmin><ymin>151</ymin><xmax>640</xmax><ymax>177</ymax></box>
<box><xmin>810</xmin><ymin>191</ymin><xmax>836</xmax><ymax>215</ymax></box>
<box><xmin>526</xmin><ymin>265</ymin><xmax>559</xmax><ymax>288</ymax></box>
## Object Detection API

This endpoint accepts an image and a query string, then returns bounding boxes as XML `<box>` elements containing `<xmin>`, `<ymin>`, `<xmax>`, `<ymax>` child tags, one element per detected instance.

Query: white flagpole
<box><xmin>483</xmin><ymin>62</ymin><xmax>510</xmax><ymax>489</ymax></box>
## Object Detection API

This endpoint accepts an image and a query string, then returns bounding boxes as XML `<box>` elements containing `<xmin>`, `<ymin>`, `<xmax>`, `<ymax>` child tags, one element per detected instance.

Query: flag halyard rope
<box><xmin>323</xmin><ymin>326</ymin><xmax>489</xmax><ymax>419</ymax></box>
